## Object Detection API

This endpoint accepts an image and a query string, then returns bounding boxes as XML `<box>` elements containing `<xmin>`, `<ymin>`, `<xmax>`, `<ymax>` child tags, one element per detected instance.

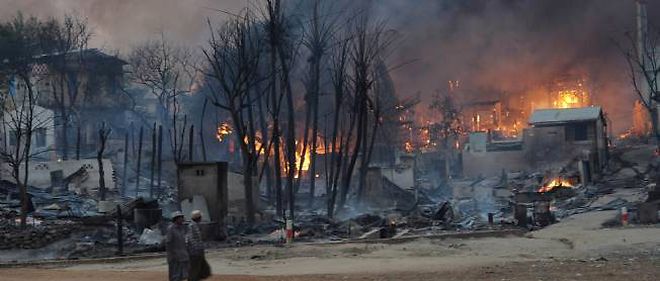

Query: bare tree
<box><xmin>299</xmin><ymin>0</ymin><xmax>338</xmax><ymax>207</ymax></box>
<box><xmin>263</xmin><ymin>0</ymin><xmax>285</xmax><ymax>218</ymax></box>
<box><xmin>326</xmin><ymin>31</ymin><xmax>352</xmax><ymax>217</ymax></box>
<box><xmin>620</xmin><ymin>27</ymin><xmax>660</xmax><ymax>148</ymax></box>
<box><xmin>264</xmin><ymin>0</ymin><xmax>302</xmax><ymax>220</ymax></box>
<box><xmin>344</xmin><ymin>11</ymin><xmax>394</xmax><ymax>207</ymax></box>
<box><xmin>128</xmin><ymin>35</ymin><xmax>200</xmax><ymax>162</ymax></box>
<box><xmin>40</xmin><ymin>14</ymin><xmax>92</xmax><ymax>160</ymax></box>
<box><xmin>0</xmin><ymin>13</ymin><xmax>49</xmax><ymax>227</ymax></box>
<box><xmin>204</xmin><ymin>12</ymin><xmax>263</xmax><ymax>224</ymax></box>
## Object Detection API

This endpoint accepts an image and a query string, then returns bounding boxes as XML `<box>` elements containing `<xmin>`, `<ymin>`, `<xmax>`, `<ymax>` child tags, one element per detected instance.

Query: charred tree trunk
<box><xmin>256</xmin><ymin>85</ymin><xmax>273</xmax><ymax>203</ymax></box>
<box><xmin>97</xmin><ymin>123</ymin><xmax>110</xmax><ymax>201</ymax></box>
<box><xmin>200</xmin><ymin>99</ymin><xmax>208</xmax><ymax>162</ymax></box>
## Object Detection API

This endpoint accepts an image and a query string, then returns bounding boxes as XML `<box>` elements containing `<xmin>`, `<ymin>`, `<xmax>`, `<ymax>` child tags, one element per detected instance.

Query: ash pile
<box><xmin>502</xmin><ymin>145</ymin><xmax>660</xmax><ymax>230</ymax></box>
<box><xmin>0</xmin><ymin>176</ymin><xmax>173</xmax><ymax>262</ymax></box>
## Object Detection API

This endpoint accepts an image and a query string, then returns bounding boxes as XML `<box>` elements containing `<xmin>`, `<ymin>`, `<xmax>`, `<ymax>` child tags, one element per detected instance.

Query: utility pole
<box><xmin>637</xmin><ymin>0</ymin><xmax>650</xmax><ymax>104</ymax></box>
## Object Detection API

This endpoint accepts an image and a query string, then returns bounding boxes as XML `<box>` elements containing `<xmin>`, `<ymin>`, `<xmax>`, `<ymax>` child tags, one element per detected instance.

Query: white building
<box><xmin>2</xmin><ymin>104</ymin><xmax>56</xmax><ymax>161</ymax></box>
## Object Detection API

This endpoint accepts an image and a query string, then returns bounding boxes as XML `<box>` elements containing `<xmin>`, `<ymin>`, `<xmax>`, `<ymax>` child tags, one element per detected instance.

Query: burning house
<box><xmin>527</xmin><ymin>106</ymin><xmax>608</xmax><ymax>175</ymax></box>
<box><xmin>463</xmin><ymin>106</ymin><xmax>608</xmax><ymax>182</ymax></box>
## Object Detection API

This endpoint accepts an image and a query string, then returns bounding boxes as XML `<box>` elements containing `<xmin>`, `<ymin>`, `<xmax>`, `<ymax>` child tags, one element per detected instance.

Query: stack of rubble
<box><xmin>0</xmin><ymin>220</ymin><xmax>79</xmax><ymax>250</ymax></box>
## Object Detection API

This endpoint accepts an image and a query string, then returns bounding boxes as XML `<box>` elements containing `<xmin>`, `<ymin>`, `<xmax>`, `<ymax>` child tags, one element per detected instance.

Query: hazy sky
<box><xmin>1</xmin><ymin>0</ymin><xmax>657</xmax><ymax>132</ymax></box>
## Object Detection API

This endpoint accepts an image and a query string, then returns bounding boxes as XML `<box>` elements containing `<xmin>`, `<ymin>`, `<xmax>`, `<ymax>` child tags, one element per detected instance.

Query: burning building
<box><xmin>548</xmin><ymin>76</ymin><xmax>591</xmax><ymax>109</ymax></box>
<box><xmin>461</xmin><ymin>99</ymin><xmax>502</xmax><ymax>133</ymax></box>
<box><xmin>463</xmin><ymin>106</ymin><xmax>608</xmax><ymax>181</ymax></box>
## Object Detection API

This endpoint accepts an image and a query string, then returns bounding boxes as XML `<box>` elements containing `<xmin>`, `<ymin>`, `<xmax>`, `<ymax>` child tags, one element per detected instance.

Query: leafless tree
<box><xmin>298</xmin><ymin>0</ymin><xmax>339</xmax><ymax>207</ymax></box>
<box><xmin>40</xmin><ymin>14</ymin><xmax>92</xmax><ymax>160</ymax></box>
<box><xmin>128</xmin><ymin>35</ymin><xmax>201</xmax><ymax>162</ymax></box>
<box><xmin>204</xmin><ymin>12</ymin><xmax>263</xmax><ymax>224</ymax></box>
<box><xmin>264</xmin><ymin>0</ymin><xmax>302</xmax><ymax>220</ymax></box>
<box><xmin>0</xmin><ymin>13</ymin><xmax>50</xmax><ymax>227</ymax></box>
<box><xmin>326</xmin><ymin>33</ymin><xmax>351</xmax><ymax>217</ymax></box>
<box><xmin>619</xmin><ymin>26</ymin><xmax>660</xmax><ymax>148</ymax></box>
<box><xmin>345</xmin><ymin>11</ymin><xmax>394</xmax><ymax>207</ymax></box>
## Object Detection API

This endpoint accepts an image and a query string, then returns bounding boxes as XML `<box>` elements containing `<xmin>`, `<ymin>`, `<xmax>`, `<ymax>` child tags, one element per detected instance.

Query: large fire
<box><xmin>295</xmin><ymin>141</ymin><xmax>311</xmax><ymax>172</ymax></box>
<box><xmin>538</xmin><ymin>177</ymin><xmax>573</xmax><ymax>193</ymax></box>
<box><xmin>553</xmin><ymin>90</ymin><xmax>583</xmax><ymax>108</ymax></box>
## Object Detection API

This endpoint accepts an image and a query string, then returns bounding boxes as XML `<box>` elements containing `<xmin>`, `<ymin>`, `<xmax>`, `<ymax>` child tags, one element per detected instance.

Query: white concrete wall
<box><xmin>1</xmin><ymin>159</ymin><xmax>116</xmax><ymax>193</ymax></box>
<box><xmin>2</xmin><ymin>105</ymin><xmax>56</xmax><ymax>160</ymax></box>
<box><xmin>381</xmin><ymin>166</ymin><xmax>415</xmax><ymax>189</ymax></box>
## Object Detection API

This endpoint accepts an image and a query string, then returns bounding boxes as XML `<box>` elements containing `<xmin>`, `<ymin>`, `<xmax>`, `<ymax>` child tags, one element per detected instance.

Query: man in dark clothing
<box><xmin>167</xmin><ymin>211</ymin><xmax>189</xmax><ymax>281</ymax></box>
<box><xmin>188</xmin><ymin>210</ymin><xmax>211</xmax><ymax>280</ymax></box>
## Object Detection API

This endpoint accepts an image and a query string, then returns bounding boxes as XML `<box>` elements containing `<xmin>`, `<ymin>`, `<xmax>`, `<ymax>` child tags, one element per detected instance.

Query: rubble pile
<box><xmin>0</xmin><ymin>219</ymin><xmax>79</xmax><ymax>250</ymax></box>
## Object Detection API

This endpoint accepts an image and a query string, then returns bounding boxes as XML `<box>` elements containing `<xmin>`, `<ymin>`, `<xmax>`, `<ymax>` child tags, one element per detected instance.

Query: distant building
<box><xmin>2</xmin><ymin>49</ymin><xmax>131</xmax><ymax>159</ymax></box>
<box><xmin>461</xmin><ymin>99</ymin><xmax>502</xmax><ymax>132</ymax></box>
<box><xmin>1</xmin><ymin>105</ymin><xmax>56</xmax><ymax>161</ymax></box>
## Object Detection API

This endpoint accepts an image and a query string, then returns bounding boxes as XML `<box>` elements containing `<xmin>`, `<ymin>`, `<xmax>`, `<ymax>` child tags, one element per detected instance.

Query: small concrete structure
<box><xmin>177</xmin><ymin>162</ymin><xmax>260</xmax><ymax>225</ymax></box>
<box><xmin>177</xmin><ymin>162</ymin><xmax>228</xmax><ymax>225</ymax></box>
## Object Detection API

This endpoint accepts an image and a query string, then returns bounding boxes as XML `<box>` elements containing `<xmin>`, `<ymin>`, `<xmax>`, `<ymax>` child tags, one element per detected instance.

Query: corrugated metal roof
<box><xmin>529</xmin><ymin>106</ymin><xmax>602</xmax><ymax>125</ymax></box>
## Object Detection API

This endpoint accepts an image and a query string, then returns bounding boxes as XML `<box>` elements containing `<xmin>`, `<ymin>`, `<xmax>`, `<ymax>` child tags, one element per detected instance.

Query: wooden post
<box><xmin>116</xmin><ymin>204</ymin><xmax>123</xmax><ymax>256</ymax></box>
<box><xmin>200</xmin><ymin>99</ymin><xmax>208</xmax><ymax>161</ymax></box>
<box><xmin>135</xmin><ymin>127</ymin><xmax>143</xmax><ymax>198</ymax></box>
<box><xmin>76</xmin><ymin>125</ymin><xmax>81</xmax><ymax>160</ymax></box>
<box><xmin>157</xmin><ymin>125</ymin><xmax>163</xmax><ymax>197</ymax></box>
<box><xmin>150</xmin><ymin>123</ymin><xmax>156</xmax><ymax>199</ymax></box>
<box><xmin>122</xmin><ymin>132</ymin><xmax>129</xmax><ymax>197</ymax></box>
<box><xmin>189</xmin><ymin>125</ymin><xmax>194</xmax><ymax>161</ymax></box>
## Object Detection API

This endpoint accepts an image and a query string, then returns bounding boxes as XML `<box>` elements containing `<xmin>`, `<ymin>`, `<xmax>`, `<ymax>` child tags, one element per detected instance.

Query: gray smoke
<box><xmin>1</xmin><ymin>0</ymin><xmax>658</xmax><ymax>132</ymax></box>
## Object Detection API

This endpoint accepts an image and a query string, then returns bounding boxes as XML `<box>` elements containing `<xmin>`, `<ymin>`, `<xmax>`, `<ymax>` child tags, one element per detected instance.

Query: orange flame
<box><xmin>216</xmin><ymin>122</ymin><xmax>233</xmax><ymax>142</ymax></box>
<box><xmin>538</xmin><ymin>177</ymin><xmax>573</xmax><ymax>193</ymax></box>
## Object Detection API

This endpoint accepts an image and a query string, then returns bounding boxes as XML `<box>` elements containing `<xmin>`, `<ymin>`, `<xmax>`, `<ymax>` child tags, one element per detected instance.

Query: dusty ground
<box><xmin>3</xmin><ymin>208</ymin><xmax>659</xmax><ymax>280</ymax></box>
<box><xmin>2</xmin><ymin>257</ymin><xmax>659</xmax><ymax>281</ymax></box>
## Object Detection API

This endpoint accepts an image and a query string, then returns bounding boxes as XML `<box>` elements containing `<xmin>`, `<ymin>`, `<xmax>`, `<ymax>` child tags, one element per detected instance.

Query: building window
<box><xmin>35</xmin><ymin>128</ymin><xmax>47</xmax><ymax>147</ymax></box>
<box><xmin>196</xmin><ymin>169</ymin><xmax>205</xmax><ymax>176</ymax></box>
<box><xmin>568</xmin><ymin>123</ymin><xmax>588</xmax><ymax>141</ymax></box>
<box><xmin>8</xmin><ymin>131</ymin><xmax>17</xmax><ymax>146</ymax></box>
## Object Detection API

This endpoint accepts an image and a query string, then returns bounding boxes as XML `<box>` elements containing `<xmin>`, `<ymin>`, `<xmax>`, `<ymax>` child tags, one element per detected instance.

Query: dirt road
<box><xmin>2</xmin><ymin>257</ymin><xmax>658</xmax><ymax>281</ymax></box>
<box><xmin>2</xmin><ymin>209</ymin><xmax>659</xmax><ymax>280</ymax></box>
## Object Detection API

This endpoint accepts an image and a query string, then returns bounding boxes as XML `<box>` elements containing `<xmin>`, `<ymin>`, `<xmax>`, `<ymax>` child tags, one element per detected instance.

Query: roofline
<box><xmin>528</xmin><ymin>106</ymin><xmax>603</xmax><ymax>125</ymax></box>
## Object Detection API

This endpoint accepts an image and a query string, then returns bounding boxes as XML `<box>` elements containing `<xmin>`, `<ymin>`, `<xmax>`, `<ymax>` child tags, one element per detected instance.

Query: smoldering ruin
<box><xmin>0</xmin><ymin>0</ymin><xmax>659</xmax><ymax>279</ymax></box>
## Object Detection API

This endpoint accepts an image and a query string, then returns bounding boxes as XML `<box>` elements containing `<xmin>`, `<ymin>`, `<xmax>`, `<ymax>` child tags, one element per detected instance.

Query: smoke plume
<box><xmin>1</xmin><ymin>0</ymin><xmax>658</xmax><ymax>132</ymax></box>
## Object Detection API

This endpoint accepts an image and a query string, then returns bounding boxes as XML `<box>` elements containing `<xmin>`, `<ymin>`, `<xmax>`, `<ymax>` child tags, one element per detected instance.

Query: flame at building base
<box><xmin>538</xmin><ymin>177</ymin><xmax>573</xmax><ymax>193</ymax></box>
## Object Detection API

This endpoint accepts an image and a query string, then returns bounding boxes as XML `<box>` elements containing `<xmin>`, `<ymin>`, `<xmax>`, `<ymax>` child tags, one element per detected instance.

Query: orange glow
<box><xmin>553</xmin><ymin>90</ymin><xmax>584</xmax><ymax>108</ymax></box>
<box><xmin>538</xmin><ymin>177</ymin><xmax>573</xmax><ymax>193</ymax></box>
<box><xmin>404</xmin><ymin>141</ymin><xmax>414</xmax><ymax>153</ymax></box>
<box><xmin>243</xmin><ymin>133</ymin><xmax>264</xmax><ymax>155</ymax></box>
<box><xmin>216</xmin><ymin>122</ymin><xmax>233</xmax><ymax>142</ymax></box>
<box><xmin>295</xmin><ymin>142</ymin><xmax>311</xmax><ymax>172</ymax></box>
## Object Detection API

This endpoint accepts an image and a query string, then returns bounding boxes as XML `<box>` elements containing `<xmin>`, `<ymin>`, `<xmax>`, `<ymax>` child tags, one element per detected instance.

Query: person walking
<box><xmin>188</xmin><ymin>210</ymin><xmax>211</xmax><ymax>280</ymax></box>
<box><xmin>167</xmin><ymin>211</ymin><xmax>189</xmax><ymax>281</ymax></box>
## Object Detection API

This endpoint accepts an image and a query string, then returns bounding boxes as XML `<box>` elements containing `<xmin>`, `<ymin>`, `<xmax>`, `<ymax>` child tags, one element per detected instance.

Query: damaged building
<box><xmin>463</xmin><ymin>106</ymin><xmax>608</xmax><ymax>182</ymax></box>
